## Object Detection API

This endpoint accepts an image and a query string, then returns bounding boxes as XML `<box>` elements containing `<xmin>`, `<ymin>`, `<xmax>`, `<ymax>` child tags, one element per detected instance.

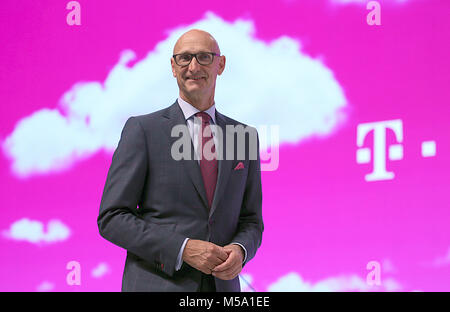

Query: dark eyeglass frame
<box><xmin>172</xmin><ymin>52</ymin><xmax>220</xmax><ymax>66</ymax></box>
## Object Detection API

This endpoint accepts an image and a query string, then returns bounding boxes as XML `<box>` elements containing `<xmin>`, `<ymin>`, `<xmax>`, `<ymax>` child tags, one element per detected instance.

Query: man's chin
<box><xmin>184</xmin><ymin>85</ymin><xmax>205</xmax><ymax>94</ymax></box>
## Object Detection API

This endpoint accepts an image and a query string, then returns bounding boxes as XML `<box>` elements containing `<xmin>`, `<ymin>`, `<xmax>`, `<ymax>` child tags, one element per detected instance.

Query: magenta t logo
<box><xmin>356</xmin><ymin>119</ymin><xmax>403</xmax><ymax>182</ymax></box>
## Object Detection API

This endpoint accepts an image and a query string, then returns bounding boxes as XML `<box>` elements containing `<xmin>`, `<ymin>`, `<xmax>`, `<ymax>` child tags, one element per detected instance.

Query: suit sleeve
<box><xmin>97</xmin><ymin>117</ymin><xmax>186</xmax><ymax>277</ymax></box>
<box><xmin>230</xmin><ymin>128</ymin><xmax>264</xmax><ymax>266</ymax></box>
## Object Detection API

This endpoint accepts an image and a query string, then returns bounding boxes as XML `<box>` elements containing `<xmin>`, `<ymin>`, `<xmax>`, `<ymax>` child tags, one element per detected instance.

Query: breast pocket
<box><xmin>229</xmin><ymin>161</ymin><xmax>249</xmax><ymax>190</ymax></box>
<box><xmin>231</xmin><ymin>161</ymin><xmax>249</xmax><ymax>175</ymax></box>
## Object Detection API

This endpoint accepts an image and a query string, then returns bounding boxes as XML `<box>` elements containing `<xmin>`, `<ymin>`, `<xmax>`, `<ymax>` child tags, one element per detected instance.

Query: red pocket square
<box><xmin>234</xmin><ymin>162</ymin><xmax>244</xmax><ymax>170</ymax></box>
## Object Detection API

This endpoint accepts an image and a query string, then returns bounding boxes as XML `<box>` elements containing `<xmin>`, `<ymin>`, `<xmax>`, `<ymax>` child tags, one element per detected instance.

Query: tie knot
<box><xmin>195</xmin><ymin>112</ymin><xmax>211</xmax><ymax>124</ymax></box>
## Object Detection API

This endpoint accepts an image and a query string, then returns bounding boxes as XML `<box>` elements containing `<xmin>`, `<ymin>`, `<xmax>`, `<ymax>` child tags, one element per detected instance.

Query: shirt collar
<box><xmin>177</xmin><ymin>96</ymin><xmax>216</xmax><ymax>124</ymax></box>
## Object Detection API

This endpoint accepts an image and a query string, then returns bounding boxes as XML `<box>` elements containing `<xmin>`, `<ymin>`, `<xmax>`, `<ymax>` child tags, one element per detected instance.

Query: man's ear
<box><xmin>217</xmin><ymin>55</ymin><xmax>226</xmax><ymax>76</ymax></box>
<box><xmin>171</xmin><ymin>57</ymin><xmax>177</xmax><ymax>77</ymax></box>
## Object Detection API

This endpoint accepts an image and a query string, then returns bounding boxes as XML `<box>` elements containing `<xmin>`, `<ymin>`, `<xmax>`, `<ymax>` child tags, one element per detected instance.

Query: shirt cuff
<box><xmin>231</xmin><ymin>242</ymin><xmax>247</xmax><ymax>264</ymax></box>
<box><xmin>176</xmin><ymin>238</ymin><xmax>189</xmax><ymax>271</ymax></box>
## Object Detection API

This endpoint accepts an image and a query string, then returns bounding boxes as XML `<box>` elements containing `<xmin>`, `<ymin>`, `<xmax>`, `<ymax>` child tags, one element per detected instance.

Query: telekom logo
<box><xmin>357</xmin><ymin>119</ymin><xmax>437</xmax><ymax>182</ymax></box>
<box><xmin>356</xmin><ymin>119</ymin><xmax>403</xmax><ymax>182</ymax></box>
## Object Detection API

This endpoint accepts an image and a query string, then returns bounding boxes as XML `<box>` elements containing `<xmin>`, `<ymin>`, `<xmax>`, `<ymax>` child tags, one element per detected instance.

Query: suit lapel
<box><xmin>162</xmin><ymin>101</ymin><xmax>209</xmax><ymax>210</ymax></box>
<box><xmin>210</xmin><ymin>109</ymin><xmax>233</xmax><ymax>217</ymax></box>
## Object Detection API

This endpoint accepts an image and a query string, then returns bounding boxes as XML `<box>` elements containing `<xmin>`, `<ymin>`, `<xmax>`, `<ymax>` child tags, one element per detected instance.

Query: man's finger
<box><xmin>210</xmin><ymin>256</ymin><xmax>226</xmax><ymax>267</ymax></box>
<box><xmin>213</xmin><ymin>266</ymin><xmax>240</xmax><ymax>280</ymax></box>
<box><xmin>203</xmin><ymin>261</ymin><xmax>217</xmax><ymax>274</ymax></box>
<box><xmin>202</xmin><ymin>268</ymin><xmax>213</xmax><ymax>275</ymax></box>
<box><xmin>213</xmin><ymin>266</ymin><xmax>232</xmax><ymax>277</ymax></box>
<box><xmin>214</xmin><ymin>247</ymin><xmax>229</xmax><ymax>262</ymax></box>
<box><xmin>213</xmin><ymin>254</ymin><xmax>235</xmax><ymax>272</ymax></box>
<box><xmin>212</xmin><ymin>259</ymin><xmax>232</xmax><ymax>272</ymax></box>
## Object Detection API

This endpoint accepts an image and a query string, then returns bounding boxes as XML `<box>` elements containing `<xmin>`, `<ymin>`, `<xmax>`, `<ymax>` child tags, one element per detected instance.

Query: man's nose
<box><xmin>188</xmin><ymin>56</ymin><xmax>201</xmax><ymax>72</ymax></box>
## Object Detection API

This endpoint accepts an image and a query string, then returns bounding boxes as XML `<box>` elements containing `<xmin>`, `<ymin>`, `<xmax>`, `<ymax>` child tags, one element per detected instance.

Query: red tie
<box><xmin>195</xmin><ymin>112</ymin><xmax>218</xmax><ymax>209</ymax></box>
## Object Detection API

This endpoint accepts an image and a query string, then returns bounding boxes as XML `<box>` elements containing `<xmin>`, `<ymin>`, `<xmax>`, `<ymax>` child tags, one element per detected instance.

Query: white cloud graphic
<box><xmin>2</xmin><ymin>12</ymin><xmax>347</xmax><ymax>177</ymax></box>
<box><xmin>2</xmin><ymin>218</ymin><xmax>70</xmax><ymax>244</ymax></box>
<box><xmin>381</xmin><ymin>258</ymin><xmax>397</xmax><ymax>273</ymax></box>
<box><xmin>91</xmin><ymin>262</ymin><xmax>110</xmax><ymax>278</ymax></box>
<box><xmin>36</xmin><ymin>281</ymin><xmax>54</xmax><ymax>292</ymax></box>
<box><xmin>267</xmin><ymin>272</ymin><xmax>402</xmax><ymax>292</ymax></box>
<box><xmin>431</xmin><ymin>247</ymin><xmax>450</xmax><ymax>268</ymax></box>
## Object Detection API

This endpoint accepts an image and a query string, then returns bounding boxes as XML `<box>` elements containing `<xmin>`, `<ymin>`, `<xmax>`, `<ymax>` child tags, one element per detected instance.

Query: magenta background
<box><xmin>1</xmin><ymin>0</ymin><xmax>449</xmax><ymax>291</ymax></box>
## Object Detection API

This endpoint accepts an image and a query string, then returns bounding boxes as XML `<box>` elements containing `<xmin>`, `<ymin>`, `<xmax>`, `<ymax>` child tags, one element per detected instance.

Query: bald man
<box><xmin>98</xmin><ymin>29</ymin><xmax>264</xmax><ymax>292</ymax></box>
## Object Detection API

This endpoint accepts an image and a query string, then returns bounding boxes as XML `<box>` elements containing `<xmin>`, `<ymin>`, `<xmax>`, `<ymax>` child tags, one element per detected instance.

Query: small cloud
<box><xmin>267</xmin><ymin>272</ymin><xmax>402</xmax><ymax>292</ymax></box>
<box><xmin>431</xmin><ymin>247</ymin><xmax>450</xmax><ymax>268</ymax></box>
<box><xmin>382</xmin><ymin>258</ymin><xmax>397</xmax><ymax>273</ymax></box>
<box><xmin>2</xmin><ymin>218</ymin><xmax>70</xmax><ymax>244</ymax></box>
<box><xmin>91</xmin><ymin>262</ymin><xmax>110</xmax><ymax>278</ymax></box>
<box><xmin>36</xmin><ymin>281</ymin><xmax>54</xmax><ymax>292</ymax></box>
<box><xmin>383</xmin><ymin>278</ymin><xmax>402</xmax><ymax>291</ymax></box>
<box><xmin>268</xmin><ymin>272</ymin><xmax>315</xmax><ymax>292</ymax></box>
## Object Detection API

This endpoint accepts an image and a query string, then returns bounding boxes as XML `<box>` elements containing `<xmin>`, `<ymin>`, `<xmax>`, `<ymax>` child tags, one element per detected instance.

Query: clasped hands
<box><xmin>182</xmin><ymin>239</ymin><xmax>244</xmax><ymax>280</ymax></box>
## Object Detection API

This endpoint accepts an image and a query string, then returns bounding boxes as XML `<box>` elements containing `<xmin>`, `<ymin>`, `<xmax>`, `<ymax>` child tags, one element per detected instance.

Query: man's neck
<box><xmin>180</xmin><ymin>92</ymin><xmax>215</xmax><ymax>111</ymax></box>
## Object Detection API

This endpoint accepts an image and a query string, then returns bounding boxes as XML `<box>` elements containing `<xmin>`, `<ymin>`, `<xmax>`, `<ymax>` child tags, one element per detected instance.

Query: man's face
<box><xmin>171</xmin><ymin>31</ymin><xmax>225</xmax><ymax>101</ymax></box>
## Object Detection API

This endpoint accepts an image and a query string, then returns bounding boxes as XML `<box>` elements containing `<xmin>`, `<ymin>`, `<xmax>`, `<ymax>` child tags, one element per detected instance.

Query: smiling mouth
<box><xmin>186</xmin><ymin>77</ymin><xmax>205</xmax><ymax>81</ymax></box>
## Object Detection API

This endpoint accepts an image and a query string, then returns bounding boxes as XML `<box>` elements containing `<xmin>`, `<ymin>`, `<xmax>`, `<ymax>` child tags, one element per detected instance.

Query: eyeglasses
<box><xmin>173</xmin><ymin>52</ymin><xmax>220</xmax><ymax>66</ymax></box>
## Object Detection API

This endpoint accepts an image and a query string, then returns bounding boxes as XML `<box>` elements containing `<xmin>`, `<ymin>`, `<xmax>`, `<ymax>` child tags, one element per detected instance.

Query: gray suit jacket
<box><xmin>97</xmin><ymin>100</ymin><xmax>263</xmax><ymax>292</ymax></box>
